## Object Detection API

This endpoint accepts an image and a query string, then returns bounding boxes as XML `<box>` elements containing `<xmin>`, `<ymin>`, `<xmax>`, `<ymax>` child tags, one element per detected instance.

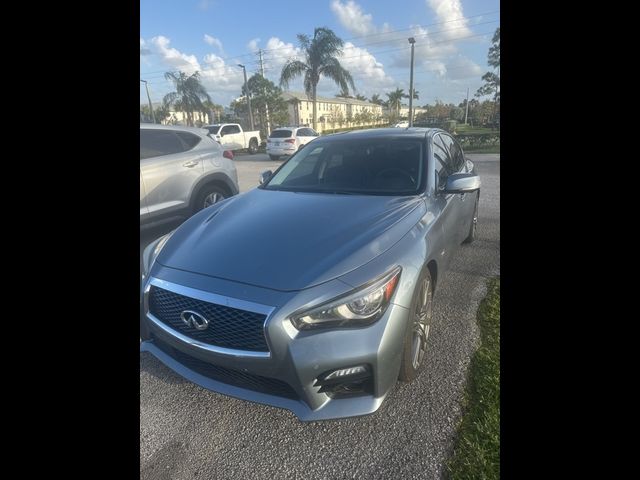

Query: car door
<box><xmin>431</xmin><ymin>134</ymin><xmax>462</xmax><ymax>269</ymax></box>
<box><xmin>440</xmin><ymin>133</ymin><xmax>473</xmax><ymax>243</ymax></box>
<box><xmin>220</xmin><ymin>124</ymin><xmax>243</xmax><ymax>150</ymax></box>
<box><xmin>140</xmin><ymin>128</ymin><xmax>205</xmax><ymax>220</ymax></box>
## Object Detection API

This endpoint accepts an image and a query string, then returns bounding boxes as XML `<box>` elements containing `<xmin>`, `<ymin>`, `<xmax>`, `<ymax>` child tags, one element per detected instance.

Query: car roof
<box><xmin>140</xmin><ymin>123</ymin><xmax>209</xmax><ymax>135</ymax></box>
<box><xmin>319</xmin><ymin>127</ymin><xmax>442</xmax><ymax>140</ymax></box>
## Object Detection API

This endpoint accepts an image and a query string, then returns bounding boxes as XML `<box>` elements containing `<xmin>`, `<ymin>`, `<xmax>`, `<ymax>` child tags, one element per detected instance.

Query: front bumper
<box><xmin>140</xmin><ymin>272</ymin><xmax>410</xmax><ymax>421</ymax></box>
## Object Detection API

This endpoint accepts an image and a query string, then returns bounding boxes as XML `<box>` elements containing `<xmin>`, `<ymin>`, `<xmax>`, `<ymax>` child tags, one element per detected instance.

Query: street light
<box><xmin>237</xmin><ymin>64</ymin><xmax>254</xmax><ymax>130</ymax></box>
<box><xmin>140</xmin><ymin>79</ymin><xmax>156</xmax><ymax>124</ymax></box>
<box><xmin>408</xmin><ymin>37</ymin><xmax>416</xmax><ymax>127</ymax></box>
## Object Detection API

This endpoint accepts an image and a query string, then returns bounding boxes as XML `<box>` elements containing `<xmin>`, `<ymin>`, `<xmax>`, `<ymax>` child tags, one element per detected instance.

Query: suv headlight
<box><xmin>290</xmin><ymin>267</ymin><xmax>401</xmax><ymax>330</ymax></box>
<box><xmin>141</xmin><ymin>231</ymin><xmax>174</xmax><ymax>277</ymax></box>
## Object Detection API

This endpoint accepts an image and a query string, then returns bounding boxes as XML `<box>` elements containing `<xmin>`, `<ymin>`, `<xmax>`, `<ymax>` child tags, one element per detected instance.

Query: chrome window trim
<box><xmin>143</xmin><ymin>277</ymin><xmax>275</xmax><ymax>359</ymax></box>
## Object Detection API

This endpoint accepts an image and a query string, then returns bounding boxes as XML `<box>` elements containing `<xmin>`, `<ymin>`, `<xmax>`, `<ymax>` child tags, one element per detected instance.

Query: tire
<box><xmin>398</xmin><ymin>268</ymin><xmax>434</xmax><ymax>382</ymax></box>
<box><xmin>269</xmin><ymin>154</ymin><xmax>280</xmax><ymax>161</ymax></box>
<box><xmin>463</xmin><ymin>193</ymin><xmax>479</xmax><ymax>244</ymax></box>
<box><xmin>193</xmin><ymin>184</ymin><xmax>227</xmax><ymax>214</ymax></box>
<box><xmin>248</xmin><ymin>138</ymin><xmax>258</xmax><ymax>154</ymax></box>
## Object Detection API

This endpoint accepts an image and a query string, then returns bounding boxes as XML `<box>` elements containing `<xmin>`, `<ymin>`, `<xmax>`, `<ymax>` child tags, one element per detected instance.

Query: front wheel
<box><xmin>193</xmin><ymin>184</ymin><xmax>226</xmax><ymax>214</ymax></box>
<box><xmin>398</xmin><ymin>268</ymin><xmax>434</xmax><ymax>382</ymax></box>
<box><xmin>248</xmin><ymin>138</ymin><xmax>258</xmax><ymax>154</ymax></box>
<box><xmin>463</xmin><ymin>193</ymin><xmax>479</xmax><ymax>244</ymax></box>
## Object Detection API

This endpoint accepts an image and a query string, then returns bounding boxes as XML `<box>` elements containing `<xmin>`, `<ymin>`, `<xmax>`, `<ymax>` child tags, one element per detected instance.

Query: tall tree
<box><xmin>280</xmin><ymin>27</ymin><xmax>355</xmax><ymax>130</ymax></box>
<box><xmin>475</xmin><ymin>28</ymin><xmax>500</xmax><ymax>120</ymax></box>
<box><xmin>355</xmin><ymin>94</ymin><xmax>367</xmax><ymax>101</ymax></box>
<box><xmin>405</xmin><ymin>90</ymin><xmax>420</xmax><ymax>100</ymax></box>
<box><xmin>386</xmin><ymin>88</ymin><xmax>405</xmax><ymax>118</ymax></box>
<box><xmin>236</xmin><ymin>74</ymin><xmax>289</xmax><ymax>138</ymax></box>
<box><xmin>335</xmin><ymin>88</ymin><xmax>353</xmax><ymax>98</ymax></box>
<box><xmin>163</xmin><ymin>71</ymin><xmax>211</xmax><ymax>126</ymax></box>
<box><xmin>370</xmin><ymin>93</ymin><xmax>386</xmax><ymax>106</ymax></box>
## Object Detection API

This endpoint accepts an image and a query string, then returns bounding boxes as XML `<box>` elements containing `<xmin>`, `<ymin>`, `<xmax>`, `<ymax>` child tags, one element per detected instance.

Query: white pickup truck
<box><xmin>203</xmin><ymin>123</ymin><xmax>261</xmax><ymax>154</ymax></box>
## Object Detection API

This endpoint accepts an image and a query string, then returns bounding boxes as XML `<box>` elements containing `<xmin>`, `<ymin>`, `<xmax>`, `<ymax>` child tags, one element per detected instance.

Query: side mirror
<box><xmin>259</xmin><ymin>170</ymin><xmax>273</xmax><ymax>185</ymax></box>
<box><xmin>444</xmin><ymin>173</ymin><xmax>481</xmax><ymax>194</ymax></box>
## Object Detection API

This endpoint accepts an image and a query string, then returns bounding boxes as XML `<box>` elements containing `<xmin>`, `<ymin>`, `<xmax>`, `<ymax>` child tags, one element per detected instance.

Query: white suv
<box><xmin>266</xmin><ymin>127</ymin><xmax>319</xmax><ymax>160</ymax></box>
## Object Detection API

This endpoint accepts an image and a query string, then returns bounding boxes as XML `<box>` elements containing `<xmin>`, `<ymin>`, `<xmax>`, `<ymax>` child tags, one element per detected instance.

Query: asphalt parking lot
<box><xmin>140</xmin><ymin>153</ymin><xmax>500</xmax><ymax>479</ymax></box>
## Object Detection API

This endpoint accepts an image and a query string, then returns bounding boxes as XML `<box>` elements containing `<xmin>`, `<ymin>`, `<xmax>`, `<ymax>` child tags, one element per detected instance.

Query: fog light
<box><xmin>313</xmin><ymin>365</ymin><xmax>373</xmax><ymax>397</ymax></box>
<box><xmin>324</xmin><ymin>366</ymin><xmax>367</xmax><ymax>380</ymax></box>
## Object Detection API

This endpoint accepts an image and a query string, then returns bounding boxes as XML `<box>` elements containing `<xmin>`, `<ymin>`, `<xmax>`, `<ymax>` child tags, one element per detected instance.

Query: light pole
<box><xmin>237</xmin><ymin>64</ymin><xmax>254</xmax><ymax>130</ymax></box>
<box><xmin>140</xmin><ymin>79</ymin><xmax>155</xmax><ymax>124</ymax></box>
<box><xmin>408</xmin><ymin>37</ymin><xmax>416</xmax><ymax>127</ymax></box>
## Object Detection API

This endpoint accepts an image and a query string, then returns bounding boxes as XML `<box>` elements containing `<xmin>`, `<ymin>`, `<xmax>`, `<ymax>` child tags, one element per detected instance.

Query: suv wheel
<box><xmin>194</xmin><ymin>184</ymin><xmax>226</xmax><ymax>213</ymax></box>
<box><xmin>269</xmin><ymin>154</ymin><xmax>280</xmax><ymax>161</ymax></box>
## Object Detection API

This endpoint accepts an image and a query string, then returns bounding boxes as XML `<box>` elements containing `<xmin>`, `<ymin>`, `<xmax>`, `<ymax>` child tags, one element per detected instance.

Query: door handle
<box><xmin>183</xmin><ymin>160</ymin><xmax>199</xmax><ymax>168</ymax></box>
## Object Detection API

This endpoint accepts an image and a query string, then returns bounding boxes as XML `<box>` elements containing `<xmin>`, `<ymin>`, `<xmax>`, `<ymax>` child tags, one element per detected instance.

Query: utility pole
<box><xmin>408</xmin><ymin>37</ymin><xmax>416</xmax><ymax>127</ymax></box>
<box><xmin>140</xmin><ymin>79</ymin><xmax>155</xmax><ymax>123</ymax></box>
<box><xmin>238</xmin><ymin>64</ymin><xmax>254</xmax><ymax>130</ymax></box>
<box><xmin>259</xmin><ymin>49</ymin><xmax>271</xmax><ymax>136</ymax></box>
<box><xmin>464</xmin><ymin>87</ymin><xmax>470</xmax><ymax>125</ymax></box>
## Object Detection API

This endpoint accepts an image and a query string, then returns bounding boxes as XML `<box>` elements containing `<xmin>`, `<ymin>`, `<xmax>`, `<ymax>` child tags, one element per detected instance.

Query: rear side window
<box><xmin>176</xmin><ymin>132</ymin><xmax>201</xmax><ymax>150</ymax></box>
<box><xmin>269</xmin><ymin>130</ymin><xmax>292</xmax><ymax>138</ymax></box>
<box><xmin>140</xmin><ymin>129</ymin><xmax>185</xmax><ymax>160</ymax></box>
<box><xmin>221</xmin><ymin>125</ymin><xmax>241</xmax><ymax>135</ymax></box>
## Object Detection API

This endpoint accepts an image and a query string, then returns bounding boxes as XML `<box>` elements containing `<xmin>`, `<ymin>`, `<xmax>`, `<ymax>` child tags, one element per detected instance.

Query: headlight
<box><xmin>141</xmin><ymin>231</ymin><xmax>174</xmax><ymax>277</ymax></box>
<box><xmin>290</xmin><ymin>266</ymin><xmax>401</xmax><ymax>330</ymax></box>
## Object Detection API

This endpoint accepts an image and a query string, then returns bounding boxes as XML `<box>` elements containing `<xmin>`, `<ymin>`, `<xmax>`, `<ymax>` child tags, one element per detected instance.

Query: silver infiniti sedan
<box><xmin>140</xmin><ymin>127</ymin><xmax>480</xmax><ymax>421</ymax></box>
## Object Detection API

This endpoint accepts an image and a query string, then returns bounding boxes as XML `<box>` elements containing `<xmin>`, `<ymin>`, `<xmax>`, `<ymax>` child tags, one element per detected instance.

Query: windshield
<box><xmin>205</xmin><ymin>125</ymin><xmax>221</xmax><ymax>134</ymax></box>
<box><xmin>263</xmin><ymin>138</ymin><xmax>425</xmax><ymax>196</ymax></box>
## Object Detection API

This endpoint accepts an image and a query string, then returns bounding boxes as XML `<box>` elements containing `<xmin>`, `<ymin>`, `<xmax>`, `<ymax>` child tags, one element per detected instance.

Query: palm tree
<box><xmin>280</xmin><ymin>27</ymin><xmax>355</xmax><ymax>130</ymax></box>
<box><xmin>370</xmin><ymin>93</ymin><xmax>386</xmax><ymax>106</ymax></box>
<box><xmin>335</xmin><ymin>88</ymin><xmax>353</xmax><ymax>98</ymax></box>
<box><xmin>386</xmin><ymin>88</ymin><xmax>405</xmax><ymax>118</ymax></box>
<box><xmin>405</xmin><ymin>90</ymin><xmax>419</xmax><ymax>100</ymax></box>
<box><xmin>355</xmin><ymin>94</ymin><xmax>367</xmax><ymax>101</ymax></box>
<box><xmin>163</xmin><ymin>71</ymin><xmax>211</xmax><ymax>126</ymax></box>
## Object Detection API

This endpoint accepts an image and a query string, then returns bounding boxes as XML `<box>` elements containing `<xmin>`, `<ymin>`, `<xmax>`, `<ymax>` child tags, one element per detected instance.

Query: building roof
<box><xmin>281</xmin><ymin>91</ymin><xmax>381</xmax><ymax>108</ymax></box>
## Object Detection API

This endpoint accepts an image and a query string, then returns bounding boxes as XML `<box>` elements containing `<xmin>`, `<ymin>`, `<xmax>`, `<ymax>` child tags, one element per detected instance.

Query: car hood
<box><xmin>157</xmin><ymin>188</ymin><xmax>425</xmax><ymax>291</ymax></box>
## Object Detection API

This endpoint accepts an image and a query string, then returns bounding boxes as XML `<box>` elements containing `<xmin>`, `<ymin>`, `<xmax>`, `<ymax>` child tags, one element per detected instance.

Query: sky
<box><xmin>140</xmin><ymin>0</ymin><xmax>500</xmax><ymax>108</ymax></box>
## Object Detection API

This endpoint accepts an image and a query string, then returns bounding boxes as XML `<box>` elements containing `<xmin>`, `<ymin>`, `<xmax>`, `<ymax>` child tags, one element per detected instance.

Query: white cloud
<box><xmin>247</xmin><ymin>38</ymin><xmax>260</xmax><ymax>52</ymax></box>
<box><xmin>140</xmin><ymin>38</ymin><xmax>151</xmax><ymax>56</ymax></box>
<box><xmin>198</xmin><ymin>0</ymin><xmax>213</xmax><ymax>11</ymax></box>
<box><xmin>426</xmin><ymin>0</ymin><xmax>472</xmax><ymax>39</ymax></box>
<box><xmin>262</xmin><ymin>37</ymin><xmax>303</xmax><ymax>77</ymax></box>
<box><xmin>328</xmin><ymin>42</ymin><xmax>394</xmax><ymax>96</ymax></box>
<box><xmin>330</xmin><ymin>0</ymin><xmax>376</xmax><ymax>36</ymax></box>
<box><xmin>200</xmin><ymin>53</ymin><xmax>245</xmax><ymax>93</ymax></box>
<box><xmin>204</xmin><ymin>34</ymin><xmax>224</xmax><ymax>54</ymax></box>
<box><xmin>150</xmin><ymin>36</ymin><xmax>200</xmax><ymax>74</ymax></box>
<box><xmin>442</xmin><ymin>55</ymin><xmax>482</xmax><ymax>80</ymax></box>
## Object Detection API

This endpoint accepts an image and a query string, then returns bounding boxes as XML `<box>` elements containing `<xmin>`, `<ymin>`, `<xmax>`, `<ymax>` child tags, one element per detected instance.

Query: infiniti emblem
<box><xmin>180</xmin><ymin>310</ymin><xmax>209</xmax><ymax>330</ymax></box>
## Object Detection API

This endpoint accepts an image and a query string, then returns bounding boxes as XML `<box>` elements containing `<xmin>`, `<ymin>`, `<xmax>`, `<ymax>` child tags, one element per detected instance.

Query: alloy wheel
<box><xmin>411</xmin><ymin>276</ymin><xmax>433</xmax><ymax>369</ymax></box>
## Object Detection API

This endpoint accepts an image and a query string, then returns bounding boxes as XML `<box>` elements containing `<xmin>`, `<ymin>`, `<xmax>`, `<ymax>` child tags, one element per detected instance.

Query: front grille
<box><xmin>149</xmin><ymin>286</ymin><xmax>269</xmax><ymax>352</ymax></box>
<box><xmin>153</xmin><ymin>336</ymin><xmax>297</xmax><ymax>399</ymax></box>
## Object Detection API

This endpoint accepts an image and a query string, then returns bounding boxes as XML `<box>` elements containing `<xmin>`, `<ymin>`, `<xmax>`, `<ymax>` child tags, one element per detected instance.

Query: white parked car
<box><xmin>266</xmin><ymin>127</ymin><xmax>319</xmax><ymax>160</ymax></box>
<box><xmin>393</xmin><ymin>121</ymin><xmax>409</xmax><ymax>128</ymax></box>
<box><xmin>203</xmin><ymin>123</ymin><xmax>261</xmax><ymax>154</ymax></box>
